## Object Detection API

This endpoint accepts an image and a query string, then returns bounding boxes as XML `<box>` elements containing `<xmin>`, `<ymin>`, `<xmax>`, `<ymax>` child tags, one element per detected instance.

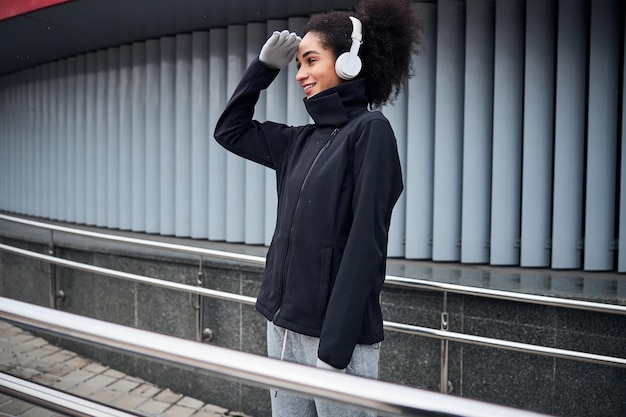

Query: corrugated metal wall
<box><xmin>0</xmin><ymin>0</ymin><xmax>625</xmax><ymax>272</ymax></box>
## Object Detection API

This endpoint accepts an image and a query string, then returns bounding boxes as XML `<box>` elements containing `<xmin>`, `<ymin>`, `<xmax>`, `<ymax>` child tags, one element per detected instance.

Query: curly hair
<box><xmin>301</xmin><ymin>0</ymin><xmax>420</xmax><ymax>108</ymax></box>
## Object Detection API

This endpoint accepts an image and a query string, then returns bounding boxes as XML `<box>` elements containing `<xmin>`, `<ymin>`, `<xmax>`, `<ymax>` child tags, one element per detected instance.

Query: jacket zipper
<box><xmin>272</xmin><ymin>128</ymin><xmax>339</xmax><ymax>322</ymax></box>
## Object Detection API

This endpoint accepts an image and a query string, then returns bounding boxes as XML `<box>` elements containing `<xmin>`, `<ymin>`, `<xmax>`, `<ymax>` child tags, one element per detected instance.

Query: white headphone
<box><xmin>335</xmin><ymin>16</ymin><xmax>363</xmax><ymax>80</ymax></box>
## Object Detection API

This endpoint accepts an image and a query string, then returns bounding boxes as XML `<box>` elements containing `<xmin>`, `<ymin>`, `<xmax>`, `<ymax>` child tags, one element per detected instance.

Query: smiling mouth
<box><xmin>303</xmin><ymin>83</ymin><xmax>315</xmax><ymax>94</ymax></box>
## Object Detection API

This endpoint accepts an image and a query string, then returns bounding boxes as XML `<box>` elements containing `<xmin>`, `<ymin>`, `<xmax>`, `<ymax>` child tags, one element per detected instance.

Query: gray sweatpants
<box><xmin>267</xmin><ymin>320</ymin><xmax>380</xmax><ymax>417</ymax></box>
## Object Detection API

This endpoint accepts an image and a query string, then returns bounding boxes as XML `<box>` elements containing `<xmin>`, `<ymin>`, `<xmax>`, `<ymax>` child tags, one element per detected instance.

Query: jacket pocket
<box><xmin>317</xmin><ymin>247</ymin><xmax>333</xmax><ymax>314</ymax></box>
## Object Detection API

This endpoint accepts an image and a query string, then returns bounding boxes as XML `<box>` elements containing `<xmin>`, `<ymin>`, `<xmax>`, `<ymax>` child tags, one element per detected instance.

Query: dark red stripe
<box><xmin>0</xmin><ymin>0</ymin><xmax>73</xmax><ymax>21</ymax></box>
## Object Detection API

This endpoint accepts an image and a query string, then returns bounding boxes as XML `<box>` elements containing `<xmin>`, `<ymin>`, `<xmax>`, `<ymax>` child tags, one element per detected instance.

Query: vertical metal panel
<box><xmin>175</xmin><ymin>34</ymin><xmax>192</xmax><ymax>237</ymax></box>
<box><xmin>65</xmin><ymin>59</ymin><xmax>77</xmax><ymax>222</ymax></box>
<box><xmin>75</xmin><ymin>55</ymin><xmax>87</xmax><ymax>225</ymax></box>
<box><xmin>22</xmin><ymin>70</ymin><xmax>32</xmax><ymax>216</ymax></box>
<box><xmin>432</xmin><ymin>0</ymin><xmax>465</xmax><ymax>261</ymax></box>
<box><xmin>551</xmin><ymin>0</ymin><xmax>586</xmax><ymax>269</ymax></box>
<box><xmin>11</xmin><ymin>73</ymin><xmax>21</xmax><ymax>214</ymax></box>
<box><xmin>22</xmin><ymin>70</ymin><xmax>30</xmax><ymax>216</ymax></box>
<box><xmin>95</xmin><ymin>51</ymin><xmax>108</xmax><ymax>227</ymax></box>
<box><xmin>245</xmin><ymin>22</ymin><xmax>267</xmax><ymax>245</ymax></box>
<box><xmin>85</xmin><ymin>52</ymin><xmax>98</xmax><ymax>226</ymax></box>
<box><xmin>208</xmin><ymin>28</ymin><xmax>228</xmax><ymax>241</ymax></box>
<box><xmin>405</xmin><ymin>3</ymin><xmax>437</xmax><ymax>260</ymax></box>
<box><xmin>490</xmin><ymin>0</ymin><xmax>525</xmax><ymax>265</ymax></box>
<box><xmin>461</xmin><ymin>0</ymin><xmax>494</xmax><ymax>264</ymax></box>
<box><xmin>59</xmin><ymin>61</ymin><xmax>69</xmax><ymax>221</ymax></box>
<box><xmin>24</xmin><ymin>72</ymin><xmax>32</xmax><ymax>215</ymax></box>
<box><xmin>620</xmin><ymin>12</ymin><xmax>626</xmax><ymax>273</ymax></box>
<box><xmin>584</xmin><ymin>0</ymin><xmax>619</xmax><ymax>271</ymax></box>
<box><xmin>9</xmin><ymin>74</ymin><xmax>18</xmax><ymax>213</ymax></box>
<box><xmin>118</xmin><ymin>45</ymin><xmax>133</xmax><ymax>231</ymax></box>
<box><xmin>384</xmin><ymin>90</ymin><xmax>408</xmax><ymax>258</ymax></box>
<box><xmin>144</xmin><ymin>39</ymin><xmax>161</xmax><ymax>233</ymax></box>
<box><xmin>106</xmin><ymin>48</ymin><xmax>120</xmax><ymax>228</ymax></box>
<box><xmin>263</xmin><ymin>20</ymin><xmax>288</xmax><ymax>246</ymax></box>
<box><xmin>225</xmin><ymin>25</ymin><xmax>246</xmax><ymax>242</ymax></box>
<box><xmin>49</xmin><ymin>62</ymin><xmax>60</xmax><ymax>221</ymax></box>
<box><xmin>287</xmin><ymin>17</ymin><xmax>309</xmax><ymax>126</ymax></box>
<box><xmin>0</xmin><ymin>78</ymin><xmax>5</xmax><ymax>211</ymax></box>
<box><xmin>3</xmin><ymin>76</ymin><xmax>10</xmax><ymax>211</ymax></box>
<box><xmin>190</xmin><ymin>32</ymin><xmax>210</xmax><ymax>239</ymax></box>
<box><xmin>7</xmin><ymin>73</ymin><xmax>15</xmax><ymax>213</ymax></box>
<box><xmin>131</xmin><ymin>42</ymin><xmax>147</xmax><ymax>232</ymax></box>
<box><xmin>30</xmin><ymin>67</ymin><xmax>41</xmax><ymax>217</ymax></box>
<box><xmin>43</xmin><ymin>66</ymin><xmax>52</xmax><ymax>218</ymax></box>
<box><xmin>13</xmin><ymin>72</ymin><xmax>23</xmax><ymax>214</ymax></box>
<box><xmin>159</xmin><ymin>37</ymin><xmax>176</xmax><ymax>235</ymax></box>
<box><xmin>19</xmin><ymin>72</ymin><xmax>27</xmax><ymax>214</ymax></box>
<box><xmin>520</xmin><ymin>0</ymin><xmax>556</xmax><ymax>267</ymax></box>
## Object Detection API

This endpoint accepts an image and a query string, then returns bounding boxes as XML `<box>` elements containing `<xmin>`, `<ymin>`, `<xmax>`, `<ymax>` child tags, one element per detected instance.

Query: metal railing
<box><xmin>1</xmin><ymin>212</ymin><xmax>625</xmax><ymax>396</ymax></box>
<box><xmin>0</xmin><ymin>372</ymin><xmax>141</xmax><ymax>417</ymax></box>
<box><xmin>0</xmin><ymin>296</ymin><xmax>553</xmax><ymax>417</ymax></box>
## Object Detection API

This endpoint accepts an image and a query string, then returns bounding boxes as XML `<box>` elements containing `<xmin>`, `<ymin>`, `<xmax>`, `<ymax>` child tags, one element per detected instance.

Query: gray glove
<box><xmin>259</xmin><ymin>30</ymin><xmax>301</xmax><ymax>70</ymax></box>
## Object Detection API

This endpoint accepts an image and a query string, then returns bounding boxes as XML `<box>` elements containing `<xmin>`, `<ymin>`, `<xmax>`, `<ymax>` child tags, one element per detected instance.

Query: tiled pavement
<box><xmin>0</xmin><ymin>321</ymin><xmax>252</xmax><ymax>417</ymax></box>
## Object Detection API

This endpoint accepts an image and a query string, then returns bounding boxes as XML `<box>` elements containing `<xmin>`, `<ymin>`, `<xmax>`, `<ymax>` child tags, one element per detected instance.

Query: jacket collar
<box><xmin>303</xmin><ymin>78</ymin><xmax>369</xmax><ymax>127</ymax></box>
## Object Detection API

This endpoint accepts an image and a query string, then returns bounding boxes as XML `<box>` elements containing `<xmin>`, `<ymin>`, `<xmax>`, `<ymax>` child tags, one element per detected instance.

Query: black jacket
<box><xmin>214</xmin><ymin>58</ymin><xmax>403</xmax><ymax>369</ymax></box>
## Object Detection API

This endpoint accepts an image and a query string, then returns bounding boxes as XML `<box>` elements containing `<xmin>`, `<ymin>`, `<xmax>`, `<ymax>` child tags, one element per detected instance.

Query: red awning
<box><xmin>0</xmin><ymin>0</ymin><xmax>73</xmax><ymax>21</ymax></box>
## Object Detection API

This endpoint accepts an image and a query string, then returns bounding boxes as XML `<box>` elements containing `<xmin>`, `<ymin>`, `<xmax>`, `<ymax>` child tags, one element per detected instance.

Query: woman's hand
<box><xmin>259</xmin><ymin>30</ymin><xmax>301</xmax><ymax>70</ymax></box>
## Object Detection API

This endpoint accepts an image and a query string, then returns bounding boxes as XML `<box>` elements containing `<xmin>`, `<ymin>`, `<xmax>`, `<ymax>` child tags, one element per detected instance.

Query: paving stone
<box><xmin>102</xmin><ymin>368</ymin><xmax>125</xmax><ymax>379</ymax></box>
<box><xmin>202</xmin><ymin>404</ymin><xmax>229</xmax><ymax>414</ymax></box>
<box><xmin>178</xmin><ymin>396</ymin><xmax>205</xmax><ymax>409</ymax></box>
<box><xmin>39</xmin><ymin>363</ymin><xmax>73</xmax><ymax>379</ymax></box>
<box><xmin>80</xmin><ymin>373</ymin><xmax>117</xmax><ymax>389</ymax></box>
<box><xmin>108</xmin><ymin>378</ymin><xmax>140</xmax><ymax>392</ymax></box>
<box><xmin>87</xmin><ymin>388</ymin><xmax>124</xmax><ymax>404</ymax></box>
<box><xmin>0</xmin><ymin>322</ymin><xmax>254</xmax><ymax>417</ymax></box>
<box><xmin>41</xmin><ymin>350</ymin><xmax>76</xmax><ymax>364</ymax></box>
<box><xmin>17</xmin><ymin>406</ymin><xmax>65</xmax><ymax>417</ymax></box>
<box><xmin>111</xmin><ymin>393</ymin><xmax>149</xmax><ymax>410</ymax></box>
<box><xmin>82</xmin><ymin>362</ymin><xmax>108</xmax><ymax>374</ymax></box>
<box><xmin>0</xmin><ymin>398</ymin><xmax>34</xmax><ymax>415</ymax></box>
<box><xmin>10</xmin><ymin>339</ymin><xmax>47</xmax><ymax>354</ymax></box>
<box><xmin>136</xmin><ymin>399</ymin><xmax>171</xmax><ymax>415</ymax></box>
<box><xmin>21</xmin><ymin>346</ymin><xmax>57</xmax><ymax>361</ymax></box>
<box><xmin>154</xmin><ymin>388</ymin><xmax>183</xmax><ymax>404</ymax></box>
<box><xmin>31</xmin><ymin>372</ymin><xmax>60</xmax><ymax>386</ymax></box>
<box><xmin>123</xmin><ymin>375</ymin><xmax>144</xmax><ymax>383</ymax></box>
<box><xmin>162</xmin><ymin>404</ymin><xmax>196</xmax><ymax>417</ymax></box>
<box><xmin>191</xmin><ymin>412</ymin><xmax>226</xmax><ymax>417</ymax></box>
<box><xmin>10</xmin><ymin>366</ymin><xmax>40</xmax><ymax>379</ymax></box>
<box><xmin>51</xmin><ymin>369</ymin><xmax>96</xmax><ymax>389</ymax></box>
<box><xmin>65</xmin><ymin>381</ymin><xmax>101</xmax><ymax>397</ymax></box>
<box><xmin>62</xmin><ymin>355</ymin><xmax>90</xmax><ymax>369</ymax></box>
<box><xmin>131</xmin><ymin>383</ymin><xmax>162</xmax><ymax>398</ymax></box>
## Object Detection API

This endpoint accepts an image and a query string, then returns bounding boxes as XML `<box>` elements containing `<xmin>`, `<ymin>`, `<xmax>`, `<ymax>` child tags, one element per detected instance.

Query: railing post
<box><xmin>48</xmin><ymin>230</ymin><xmax>58</xmax><ymax>309</ymax></box>
<box><xmin>194</xmin><ymin>255</ymin><xmax>205</xmax><ymax>342</ymax></box>
<box><xmin>440</xmin><ymin>291</ymin><xmax>450</xmax><ymax>393</ymax></box>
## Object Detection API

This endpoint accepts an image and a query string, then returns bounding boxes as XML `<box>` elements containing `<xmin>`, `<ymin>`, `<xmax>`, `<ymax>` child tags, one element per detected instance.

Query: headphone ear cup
<box><xmin>335</xmin><ymin>51</ymin><xmax>362</xmax><ymax>80</ymax></box>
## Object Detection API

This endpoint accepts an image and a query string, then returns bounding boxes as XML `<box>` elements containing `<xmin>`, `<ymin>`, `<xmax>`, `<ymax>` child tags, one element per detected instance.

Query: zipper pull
<box><xmin>326</xmin><ymin>128</ymin><xmax>339</xmax><ymax>148</ymax></box>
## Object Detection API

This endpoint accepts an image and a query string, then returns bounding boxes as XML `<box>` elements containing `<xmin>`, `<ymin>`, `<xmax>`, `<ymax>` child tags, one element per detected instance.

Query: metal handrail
<box><xmin>0</xmin><ymin>243</ymin><xmax>256</xmax><ymax>306</ymax></box>
<box><xmin>0</xmin><ymin>213</ymin><xmax>266</xmax><ymax>265</ymax></box>
<box><xmin>0</xmin><ymin>372</ymin><xmax>141</xmax><ymax>417</ymax></box>
<box><xmin>1</xmin><ymin>213</ymin><xmax>624</xmax><ymax>315</ymax></box>
<box><xmin>0</xmin><ymin>297</ymin><xmax>553</xmax><ymax>417</ymax></box>
<box><xmin>1</xmin><ymin>241</ymin><xmax>625</xmax><ymax>368</ymax></box>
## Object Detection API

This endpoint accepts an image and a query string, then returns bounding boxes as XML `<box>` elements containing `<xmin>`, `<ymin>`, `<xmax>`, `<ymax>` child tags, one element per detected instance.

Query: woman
<box><xmin>214</xmin><ymin>0</ymin><xmax>419</xmax><ymax>415</ymax></box>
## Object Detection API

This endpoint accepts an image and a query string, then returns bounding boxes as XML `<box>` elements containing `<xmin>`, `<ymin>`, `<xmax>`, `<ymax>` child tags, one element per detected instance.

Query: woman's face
<box><xmin>296</xmin><ymin>32</ymin><xmax>343</xmax><ymax>98</ymax></box>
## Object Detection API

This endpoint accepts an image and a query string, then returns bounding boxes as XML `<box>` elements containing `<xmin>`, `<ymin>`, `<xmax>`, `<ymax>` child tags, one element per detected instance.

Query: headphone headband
<box><xmin>335</xmin><ymin>16</ymin><xmax>363</xmax><ymax>80</ymax></box>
